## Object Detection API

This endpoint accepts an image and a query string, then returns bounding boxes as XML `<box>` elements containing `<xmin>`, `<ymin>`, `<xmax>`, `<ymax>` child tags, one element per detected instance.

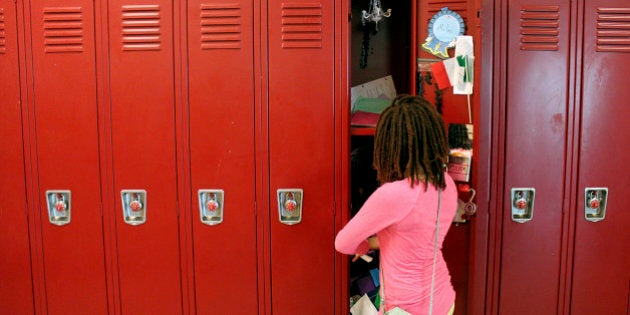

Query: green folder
<box><xmin>352</xmin><ymin>97</ymin><xmax>392</xmax><ymax>114</ymax></box>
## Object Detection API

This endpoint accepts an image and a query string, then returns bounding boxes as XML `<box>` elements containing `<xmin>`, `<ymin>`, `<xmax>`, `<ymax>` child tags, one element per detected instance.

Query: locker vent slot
<box><xmin>520</xmin><ymin>6</ymin><xmax>560</xmax><ymax>51</ymax></box>
<box><xmin>426</xmin><ymin>0</ymin><xmax>469</xmax><ymax>28</ymax></box>
<box><xmin>280</xmin><ymin>3</ymin><xmax>322</xmax><ymax>49</ymax></box>
<box><xmin>0</xmin><ymin>8</ymin><xmax>5</xmax><ymax>54</ymax></box>
<box><xmin>121</xmin><ymin>5</ymin><xmax>161</xmax><ymax>51</ymax></box>
<box><xmin>43</xmin><ymin>7</ymin><xmax>84</xmax><ymax>53</ymax></box>
<box><xmin>596</xmin><ymin>7</ymin><xmax>630</xmax><ymax>53</ymax></box>
<box><xmin>200</xmin><ymin>3</ymin><xmax>242</xmax><ymax>50</ymax></box>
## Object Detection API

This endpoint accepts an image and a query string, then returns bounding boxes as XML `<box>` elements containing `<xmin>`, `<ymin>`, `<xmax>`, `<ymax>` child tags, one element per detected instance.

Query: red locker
<box><xmin>266</xmin><ymin>1</ymin><xmax>340</xmax><ymax>314</ymax></box>
<box><xmin>571</xmin><ymin>1</ymin><xmax>630</xmax><ymax>313</ymax></box>
<box><xmin>484</xmin><ymin>0</ymin><xmax>630</xmax><ymax>313</ymax></box>
<box><xmin>0</xmin><ymin>0</ymin><xmax>34</xmax><ymax>313</ymax></box>
<box><xmin>106</xmin><ymin>1</ymin><xmax>182</xmax><ymax>313</ymax></box>
<box><xmin>498</xmin><ymin>1</ymin><xmax>571</xmax><ymax>313</ymax></box>
<box><xmin>186</xmin><ymin>1</ymin><xmax>260</xmax><ymax>313</ymax></box>
<box><xmin>26</xmin><ymin>0</ymin><xmax>109</xmax><ymax>313</ymax></box>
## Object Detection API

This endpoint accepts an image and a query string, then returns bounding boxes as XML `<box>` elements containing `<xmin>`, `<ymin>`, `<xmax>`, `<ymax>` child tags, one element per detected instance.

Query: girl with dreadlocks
<box><xmin>336</xmin><ymin>94</ymin><xmax>457</xmax><ymax>314</ymax></box>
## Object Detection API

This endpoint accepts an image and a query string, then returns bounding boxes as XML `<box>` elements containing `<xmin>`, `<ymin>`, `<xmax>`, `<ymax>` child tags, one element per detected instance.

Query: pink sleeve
<box><xmin>334</xmin><ymin>182</ymin><xmax>410</xmax><ymax>255</ymax></box>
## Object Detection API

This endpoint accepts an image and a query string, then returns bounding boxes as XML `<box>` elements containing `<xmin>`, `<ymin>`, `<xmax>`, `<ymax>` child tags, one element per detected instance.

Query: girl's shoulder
<box><xmin>375</xmin><ymin>179</ymin><xmax>423</xmax><ymax>201</ymax></box>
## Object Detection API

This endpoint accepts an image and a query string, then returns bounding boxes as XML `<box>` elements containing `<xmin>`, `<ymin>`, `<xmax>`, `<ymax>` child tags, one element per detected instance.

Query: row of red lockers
<box><xmin>1</xmin><ymin>0</ymin><xmax>352</xmax><ymax>314</ymax></box>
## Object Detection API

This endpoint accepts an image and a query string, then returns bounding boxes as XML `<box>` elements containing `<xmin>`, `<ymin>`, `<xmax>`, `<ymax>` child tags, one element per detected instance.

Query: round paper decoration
<box><xmin>421</xmin><ymin>7</ymin><xmax>465</xmax><ymax>58</ymax></box>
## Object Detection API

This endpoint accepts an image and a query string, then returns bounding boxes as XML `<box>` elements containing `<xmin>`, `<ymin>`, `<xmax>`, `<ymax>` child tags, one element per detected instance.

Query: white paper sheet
<box><xmin>350</xmin><ymin>75</ymin><xmax>397</xmax><ymax>111</ymax></box>
<box><xmin>350</xmin><ymin>294</ymin><xmax>378</xmax><ymax>315</ymax></box>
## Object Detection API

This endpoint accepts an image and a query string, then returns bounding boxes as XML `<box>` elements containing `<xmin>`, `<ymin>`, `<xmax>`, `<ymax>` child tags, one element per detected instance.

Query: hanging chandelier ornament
<box><xmin>361</xmin><ymin>0</ymin><xmax>392</xmax><ymax>31</ymax></box>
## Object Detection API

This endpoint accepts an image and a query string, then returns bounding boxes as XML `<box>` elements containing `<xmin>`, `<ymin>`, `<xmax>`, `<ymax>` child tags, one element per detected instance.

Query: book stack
<box><xmin>351</xmin><ymin>97</ymin><xmax>392</xmax><ymax>128</ymax></box>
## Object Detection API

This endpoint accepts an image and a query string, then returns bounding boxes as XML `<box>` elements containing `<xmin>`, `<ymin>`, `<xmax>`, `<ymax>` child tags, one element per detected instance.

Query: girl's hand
<box><xmin>367</xmin><ymin>236</ymin><xmax>379</xmax><ymax>250</ymax></box>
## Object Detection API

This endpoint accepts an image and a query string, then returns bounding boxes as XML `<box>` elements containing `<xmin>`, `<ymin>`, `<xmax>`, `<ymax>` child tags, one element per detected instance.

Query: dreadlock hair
<box><xmin>373</xmin><ymin>94</ymin><xmax>449</xmax><ymax>190</ymax></box>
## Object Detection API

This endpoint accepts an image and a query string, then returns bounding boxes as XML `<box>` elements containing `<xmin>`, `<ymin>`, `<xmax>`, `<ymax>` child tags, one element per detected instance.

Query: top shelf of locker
<box><xmin>351</xmin><ymin>127</ymin><xmax>376</xmax><ymax>136</ymax></box>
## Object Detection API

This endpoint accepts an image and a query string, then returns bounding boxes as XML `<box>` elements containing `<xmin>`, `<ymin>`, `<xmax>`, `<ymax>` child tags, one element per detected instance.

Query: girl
<box><xmin>336</xmin><ymin>94</ymin><xmax>457</xmax><ymax>314</ymax></box>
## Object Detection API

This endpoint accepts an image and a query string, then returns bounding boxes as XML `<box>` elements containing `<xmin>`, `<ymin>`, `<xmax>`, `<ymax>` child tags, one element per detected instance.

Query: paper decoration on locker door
<box><xmin>429</xmin><ymin>35</ymin><xmax>475</xmax><ymax>123</ymax></box>
<box><xmin>430</xmin><ymin>36</ymin><xmax>474</xmax><ymax>95</ymax></box>
<box><xmin>421</xmin><ymin>7</ymin><xmax>465</xmax><ymax>59</ymax></box>
<box><xmin>453</xmin><ymin>35</ymin><xmax>474</xmax><ymax>96</ymax></box>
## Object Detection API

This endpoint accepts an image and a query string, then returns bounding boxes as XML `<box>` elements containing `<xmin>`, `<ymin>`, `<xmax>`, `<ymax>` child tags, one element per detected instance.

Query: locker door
<box><xmin>0</xmin><ymin>1</ymin><xmax>34</xmax><ymax>313</ymax></box>
<box><xmin>28</xmin><ymin>0</ymin><xmax>108</xmax><ymax>314</ymax></box>
<box><xmin>267</xmin><ymin>1</ymin><xmax>337</xmax><ymax>314</ymax></box>
<box><xmin>571</xmin><ymin>1</ymin><xmax>630</xmax><ymax>313</ymax></box>
<box><xmin>498</xmin><ymin>1</ymin><xmax>571</xmax><ymax>313</ymax></box>
<box><xmin>107</xmin><ymin>1</ymin><xmax>182</xmax><ymax>313</ymax></box>
<box><xmin>187</xmin><ymin>1</ymin><xmax>259</xmax><ymax>313</ymax></box>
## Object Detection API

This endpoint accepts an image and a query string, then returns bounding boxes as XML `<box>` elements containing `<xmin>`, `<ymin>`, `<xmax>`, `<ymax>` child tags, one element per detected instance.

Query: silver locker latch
<box><xmin>46</xmin><ymin>190</ymin><xmax>71</xmax><ymax>226</ymax></box>
<box><xmin>198</xmin><ymin>189</ymin><xmax>224</xmax><ymax>226</ymax></box>
<box><xmin>121</xmin><ymin>190</ymin><xmax>147</xmax><ymax>226</ymax></box>
<box><xmin>278</xmin><ymin>189</ymin><xmax>303</xmax><ymax>225</ymax></box>
<box><xmin>511</xmin><ymin>188</ymin><xmax>535</xmax><ymax>223</ymax></box>
<box><xmin>585</xmin><ymin>187</ymin><xmax>608</xmax><ymax>222</ymax></box>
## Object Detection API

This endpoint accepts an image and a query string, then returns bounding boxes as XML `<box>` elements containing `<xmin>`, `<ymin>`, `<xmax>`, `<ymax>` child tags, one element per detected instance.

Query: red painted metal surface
<box><xmin>28</xmin><ymin>0</ymin><xmax>108</xmax><ymax>314</ymax></box>
<box><xmin>106</xmin><ymin>1</ymin><xmax>182</xmax><ymax>313</ymax></box>
<box><xmin>487</xmin><ymin>0</ymin><xmax>630</xmax><ymax>313</ymax></box>
<box><xmin>0</xmin><ymin>0</ymin><xmax>34</xmax><ymax>313</ymax></box>
<box><xmin>497</xmin><ymin>0</ymin><xmax>571</xmax><ymax>313</ymax></box>
<box><xmin>570</xmin><ymin>0</ymin><xmax>630</xmax><ymax>313</ymax></box>
<box><xmin>266</xmin><ymin>0</ymin><xmax>338</xmax><ymax>313</ymax></box>
<box><xmin>417</xmin><ymin>2</ymin><xmax>483</xmax><ymax>314</ymax></box>
<box><xmin>186</xmin><ymin>1</ymin><xmax>259</xmax><ymax>313</ymax></box>
<box><xmin>417</xmin><ymin>0</ymin><xmax>481</xmax><ymax>125</ymax></box>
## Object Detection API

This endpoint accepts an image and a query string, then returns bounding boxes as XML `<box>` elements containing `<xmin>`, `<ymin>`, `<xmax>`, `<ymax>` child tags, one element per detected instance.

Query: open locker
<box><xmin>344</xmin><ymin>0</ymin><xmax>481</xmax><ymax>314</ymax></box>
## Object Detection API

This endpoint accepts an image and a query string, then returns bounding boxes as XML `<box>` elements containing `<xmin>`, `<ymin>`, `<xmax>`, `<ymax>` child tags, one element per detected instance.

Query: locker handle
<box><xmin>46</xmin><ymin>190</ymin><xmax>71</xmax><ymax>226</ymax></box>
<box><xmin>198</xmin><ymin>189</ymin><xmax>224</xmax><ymax>226</ymax></box>
<box><xmin>121</xmin><ymin>190</ymin><xmax>147</xmax><ymax>226</ymax></box>
<box><xmin>278</xmin><ymin>189</ymin><xmax>303</xmax><ymax>225</ymax></box>
<box><xmin>511</xmin><ymin>188</ymin><xmax>535</xmax><ymax>223</ymax></box>
<box><xmin>585</xmin><ymin>187</ymin><xmax>608</xmax><ymax>222</ymax></box>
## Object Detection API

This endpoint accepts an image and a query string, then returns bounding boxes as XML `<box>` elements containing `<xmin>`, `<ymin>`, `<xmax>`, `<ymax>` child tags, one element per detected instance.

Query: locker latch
<box><xmin>121</xmin><ymin>190</ymin><xmax>146</xmax><ymax>226</ymax></box>
<box><xmin>511</xmin><ymin>188</ymin><xmax>535</xmax><ymax>223</ymax></box>
<box><xmin>198</xmin><ymin>189</ymin><xmax>224</xmax><ymax>226</ymax></box>
<box><xmin>46</xmin><ymin>190</ymin><xmax>71</xmax><ymax>226</ymax></box>
<box><xmin>278</xmin><ymin>189</ymin><xmax>303</xmax><ymax>225</ymax></box>
<box><xmin>585</xmin><ymin>187</ymin><xmax>608</xmax><ymax>222</ymax></box>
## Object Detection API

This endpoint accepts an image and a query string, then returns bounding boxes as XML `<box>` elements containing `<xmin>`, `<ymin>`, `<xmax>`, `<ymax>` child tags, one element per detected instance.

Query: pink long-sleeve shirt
<box><xmin>335</xmin><ymin>175</ymin><xmax>458</xmax><ymax>315</ymax></box>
